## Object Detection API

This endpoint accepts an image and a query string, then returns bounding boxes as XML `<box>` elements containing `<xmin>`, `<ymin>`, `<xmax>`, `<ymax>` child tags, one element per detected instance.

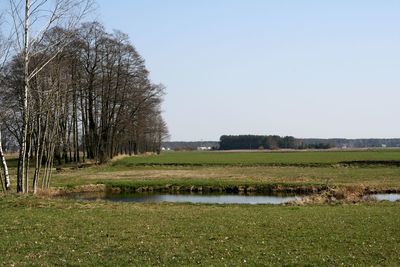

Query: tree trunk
<box><xmin>25</xmin><ymin>133</ymin><xmax>32</xmax><ymax>193</ymax></box>
<box><xmin>0</xmin><ymin>130</ymin><xmax>10</xmax><ymax>191</ymax></box>
<box><xmin>17</xmin><ymin>0</ymin><xmax>30</xmax><ymax>193</ymax></box>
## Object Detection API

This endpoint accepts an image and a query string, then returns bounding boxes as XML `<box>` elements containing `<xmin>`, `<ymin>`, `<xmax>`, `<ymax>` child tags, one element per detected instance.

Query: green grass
<box><xmin>113</xmin><ymin>150</ymin><xmax>400</xmax><ymax>166</ymax></box>
<box><xmin>50</xmin><ymin>150</ymin><xmax>400</xmax><ymax>191</ymax></box>
<box><xmin>1</xmin><ymin>196</ymin><xmax>399</xmax><ymax>266</ymax></box>
<box><xmin>3</xmin><ymin>151</ymin><xmax>400</xmax><ymax>266</ymax></box>
<box><xmin>52</xmin><ymin>165</ymin><xmax>400</xmax><ymax>192</ymax></box>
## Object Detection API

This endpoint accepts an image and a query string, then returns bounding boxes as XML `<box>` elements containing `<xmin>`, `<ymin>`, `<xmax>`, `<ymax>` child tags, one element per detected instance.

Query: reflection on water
<box><xmin>64</xmin><ymin>192</ymin><xmax>303</xmax><ymax>205</ymax></box>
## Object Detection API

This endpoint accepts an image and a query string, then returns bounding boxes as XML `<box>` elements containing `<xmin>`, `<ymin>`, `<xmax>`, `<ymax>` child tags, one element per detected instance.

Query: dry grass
<box><xmin>52</xmin><ymin>164</ymin><xmax>400</xmax><ymax>191</ymax></box>
<box><xmin>292</xmin><ymin>185</ymin><xmax>367</xmax><ymax>205</ymax></box>
<box><xmin>38</xmin><ymin>184</ymin><xmax>110</xmax><ymax>197</ymax></box>
<box><xmin>109</xmin><ymin>154</ymin><xmax>133</xmax><ymax>162</ymax></box>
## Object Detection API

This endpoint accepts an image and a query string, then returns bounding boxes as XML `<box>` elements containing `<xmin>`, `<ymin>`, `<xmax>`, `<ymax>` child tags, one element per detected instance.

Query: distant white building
<box><xmin>197</xmin><ymin>146</ymin><xmax>212</xmax><ymax>151</ymax></box>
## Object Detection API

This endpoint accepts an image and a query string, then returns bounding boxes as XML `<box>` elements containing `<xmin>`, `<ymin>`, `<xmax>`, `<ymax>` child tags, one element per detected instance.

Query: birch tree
<box><xmin>0</xmin><ymin>20</ymin><xmax>169</xmax><ymax>193</ymax></box>
<box><xmin>5</xmin><ymin>0</ymin><xmax>93</xmax><ymax>193</ymax></box>
<box><xmin>0</xmin><ymin>13</ymin><xmax>12</xmax><ymax>191</ymax></box>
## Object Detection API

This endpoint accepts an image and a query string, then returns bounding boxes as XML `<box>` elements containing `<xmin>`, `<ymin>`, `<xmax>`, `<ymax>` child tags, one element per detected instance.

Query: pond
<box><xmin>60</xmin><ymin>192</ymin><xmax>400</xmax><ymax>204</ymax></box>
<box><xmin>63</xmin><ymin>192</ymin><xmax>303</xmax><ymax>205</ymax></box>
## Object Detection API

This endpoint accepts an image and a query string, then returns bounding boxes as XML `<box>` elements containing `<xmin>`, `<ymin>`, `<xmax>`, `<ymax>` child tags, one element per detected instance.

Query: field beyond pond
<box><xmin>111</xmin><ymin>150</ymin><xmax>400</xmax><ymax>166</ymax></box>
<box><xmin>53</xmin><ymin>150</ymin><xmax>400</xmax><ymax>192</ymax></box>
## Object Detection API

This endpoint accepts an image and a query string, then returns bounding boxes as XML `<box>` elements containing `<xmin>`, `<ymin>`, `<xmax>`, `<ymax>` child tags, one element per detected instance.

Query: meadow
<box><xmin>52</xmin><ymin>150</ymin><xmax>400</xmax><ymax>192</ymax></box>
<box><xmin>2</xmin><ymin>149</ymin><xmax>400</xmax><ymax>266</ymax></box>
<box><xmin>110</xmin><ymin>149</ymin><xmax>400</xmax><ymax>166</ymax></box>
<box><xmin>1</xmin><ymin>196</ymin><xmax>400</xmax><ymax>266</ymax></box>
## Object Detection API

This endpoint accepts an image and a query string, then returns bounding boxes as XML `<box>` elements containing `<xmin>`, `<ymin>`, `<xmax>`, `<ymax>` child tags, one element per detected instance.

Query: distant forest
<box><xmin>219</xmin><ymin>135</ymin><xmax>400</xmax><ymax>150</ymax></box>
<box><xmin>164</xmin><ymin>136</ymin><xmax>400</xmax><ymax>150</ymax></box>
<box><xmin>219</xmin><ymin>135</ymin><xmax>328</xmax><ymax>150</ymax></box>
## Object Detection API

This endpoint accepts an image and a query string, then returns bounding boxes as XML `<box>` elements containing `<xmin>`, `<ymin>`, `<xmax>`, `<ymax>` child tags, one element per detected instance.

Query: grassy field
<box><xmin>53</xmin><ymin>165</ymin><xmax>400</xmax><ymax>192</ymax></box>
<box><xmin>1</xmin><ymin>196</ymin><xmax>400</xmax><ymax>266</ymax></box>
<box><xmin>112</xmin><ymin>150</ymin><xmax>400</xmax><ymax>166</ymax></box>
<box><xmin>51</xmin><ymin>150</ymin><xmax>400</xmax><ymax>191</ymax></box>
<box><xmin>2</xmin><ymin>150</ymin><xmax>400</xmax><ymax>266</ymax></box>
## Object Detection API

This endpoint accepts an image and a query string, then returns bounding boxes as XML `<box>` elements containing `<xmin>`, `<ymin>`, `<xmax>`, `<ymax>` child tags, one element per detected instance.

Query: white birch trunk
<box><xmin>17</xmin><ymin>0</ymin><xmax>30</xmax><ymax>193</ymax></box>
<box><xmin>0</xmin><ymin>130</ymin><xmax>10</xmax><ymax>190</ymax></box>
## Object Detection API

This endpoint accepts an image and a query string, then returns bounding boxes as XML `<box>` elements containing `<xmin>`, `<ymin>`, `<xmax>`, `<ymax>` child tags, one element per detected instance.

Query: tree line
<box><xmin>219</xmin><ymin>135</ymin><xmax>331</xmax><ymax>150</ymax></box>
<box><xmin>303</xmin><ymin>139</ymin><xmax>400</xmax><ymax>148</ymax></box>
<box><xmin>0</xmin><ymin>0</ymin><xmax>168</xmax><ymax>193</ymax></box>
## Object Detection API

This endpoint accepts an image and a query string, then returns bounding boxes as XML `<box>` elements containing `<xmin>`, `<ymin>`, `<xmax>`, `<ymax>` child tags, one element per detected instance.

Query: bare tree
<box><xmin>1</xmin><ymin>19</ymin><xmax>168</xmax><ymax>193</ymax></box>
<box><xmin>4</xmin><ymin>0</ymin><xmax>93</xmax><ymax>193</ymax></box>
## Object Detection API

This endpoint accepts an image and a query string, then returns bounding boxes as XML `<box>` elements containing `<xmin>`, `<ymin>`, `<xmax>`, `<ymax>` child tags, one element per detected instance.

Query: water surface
<box><xmin>65</xmin><ymin>192</ymin><xmax>302</xmax><ymax>205</ymax></box>
<box><xmin>371</xmin><ymin>193</ymin><xmax>400</xmax><ymax>202</ymax></box>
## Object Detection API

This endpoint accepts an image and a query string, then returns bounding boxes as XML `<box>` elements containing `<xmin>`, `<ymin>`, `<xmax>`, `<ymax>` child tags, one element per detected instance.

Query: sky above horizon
<box><xmin>96</xmin><ymin>0</ymin><xmax>399</xmax><ymax>141</ymax></box>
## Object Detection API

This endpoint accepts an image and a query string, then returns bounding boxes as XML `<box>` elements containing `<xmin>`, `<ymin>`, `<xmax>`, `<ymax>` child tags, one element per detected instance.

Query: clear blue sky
<box><xmin>96</xmin><ymin>0</ymin><xmax>400</xmax><ymax>141</ymax></box>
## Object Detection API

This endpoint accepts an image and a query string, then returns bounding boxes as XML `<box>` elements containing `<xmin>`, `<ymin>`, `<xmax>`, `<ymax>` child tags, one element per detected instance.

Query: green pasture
<box><xmin>2</xmin><ymin>150</ymin><xmax>400</xmax><ymax>266</ymax></box>
<box><xmin>113</xmin><ymin>150</ymin><xmax>400</xmax><ymax>166</ymax></box>
<box><xmin>1</xmin><ymin>197</ymin><xmax>399</xmax><ymax>266</ymax></box>
<box><xmin>48</xmin><ymin>150</ymin><xmax>400</xmax><ymax>191</ymax></box>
